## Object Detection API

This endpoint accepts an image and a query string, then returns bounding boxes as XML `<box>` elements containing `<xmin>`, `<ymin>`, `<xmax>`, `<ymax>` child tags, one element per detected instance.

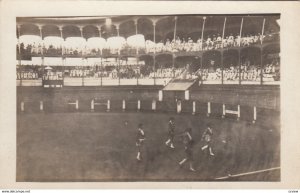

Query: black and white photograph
<box><xmin>15</xmin><ymin>14</ymin><xmax>280</xmax><ymax>182</ymax></box>
<box><xmin>1</xmin><ymin>0</ymin><xmax>300</xmax><ymax>190</ymax></box>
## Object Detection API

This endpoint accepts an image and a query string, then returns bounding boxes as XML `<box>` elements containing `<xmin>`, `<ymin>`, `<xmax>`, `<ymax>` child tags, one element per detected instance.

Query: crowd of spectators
<box><xmin>17</xmin><ymin>71</ymin><xmax>39</xmax><ymax>80</ymax></box>
<box><xmin>200</xmin><ymin>68</ymin><xmax>222</xmax><ymax>81</ymax></box>
<box><xmin>65</xmin><ymin>65</ymin><xmax>139</xmax><ymax>79</ymax></box>
<box><xmin>17</xmin><ymin>43</ymin><xmax>62</xmax><ymax>56</ymax></box>
<box><xmin>44</xmin><ymin>45</ymin><xmax>63</xmax><ymax>55</ymax></box>
<box><xmin>16</xmin><ymin>65</ymin><xmax>41</xmax><ymax>80</ymax></box>
<box><xmin>43</xmin><ymin>71</ymin><xmax>63</xmax><ymax>80</ymax></box>
<box><xmin>119</xmin><ymin>67</ymin><xmax>138</xmax><ymax>79</ymax></box>
<box><xmin>149</xmin><ymin>68</ymin><xmax>174</xmax><ymax>78</ymax></box>
<box><xmin>263</xmin><ymin>59</ymin><xmax>280</xmax><ymax>81</ymax></box>
<box><xmin>241</xmin><ymin>65</ymin><xmax>261</xmax><ymax>81</ymax></box>
<box><xmin>200</xmin><ymin>65</ymin><xmax>260</xmax><ymax>82</ymax></box>
<box><xmin>17</xmin><ymin>32</ymin><xmax>279</xmax><ymax>57</ymax></box>
<box><xmin>69</xmin><ymin>69</ymin><xmax>88</xmax><ymax>77</ymax></box>
<box><xmin>16</xmin><ymin>57</ymin><xmax>280</xmax><ymax>82</ymax></box>
<box><xmin>144</xmin><ymin>66</ymin><xmax>201</xmax><ymax>79</ymax></box>
<box><xmin>146</xmin><ymin>32</ymin><xmax>280</xmax><ymax>53</ymax></box>
<box><xmin>199</xmin><ymin>59</ymin><xmax>279</xmax><ymax>82</ymax></box>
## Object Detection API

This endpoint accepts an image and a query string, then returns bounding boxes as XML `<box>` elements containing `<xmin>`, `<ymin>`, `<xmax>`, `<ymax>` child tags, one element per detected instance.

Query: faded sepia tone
<box><xmin>1</xmin><ymin>0</ymin><xmax>300</xmax><ymax>189</ymax></box>
<box><xmin>16</xmin><ymin>14</ymin><xmax>280</xmax><ymax>182</ymax></box>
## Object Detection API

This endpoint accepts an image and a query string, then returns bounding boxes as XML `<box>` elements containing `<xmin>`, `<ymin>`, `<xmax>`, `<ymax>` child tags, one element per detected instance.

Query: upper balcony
<box><xmin>16</xmin><ymin>32</ymin><xmax>279</xmax><ymax>60</ymax></box>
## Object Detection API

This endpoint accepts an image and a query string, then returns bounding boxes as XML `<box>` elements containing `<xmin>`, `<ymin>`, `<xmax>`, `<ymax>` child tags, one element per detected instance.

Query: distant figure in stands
<box><xmin>201</xmin><ymin>124</ymin><xmax>215</xmax><ymax>156</ymax></box>
<box><xmin>179</xmin><ymin>127</ymin><xmax>196</xmax><ymax>171</ymax></box>
<box><xmin>165</xmin><ymin>117</ymin><xmax>175</xmax><ymax>149</ymax></box>
<box><xmin>208</xmin><ymin>60</ymin><xmax>216</xmax><ymax>73</ymax></box>
<box><xmin>136</xmin><ymin>123</ymin><xmax>146</xmax><ymax>161</ymax></box>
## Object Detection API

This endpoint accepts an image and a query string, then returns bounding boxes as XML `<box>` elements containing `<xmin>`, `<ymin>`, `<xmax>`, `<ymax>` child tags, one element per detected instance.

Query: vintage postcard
<box><xmin>0</xmin><ymin>0</ymin><xmax>300</xmax><ymax>189</ymax></box>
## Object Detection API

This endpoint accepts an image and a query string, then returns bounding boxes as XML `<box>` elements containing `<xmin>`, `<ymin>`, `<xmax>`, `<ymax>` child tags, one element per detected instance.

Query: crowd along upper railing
<box><xmin>16</xmin><ymin>32</ymin><xmax>279</xmax><ymax>59</ymax></box>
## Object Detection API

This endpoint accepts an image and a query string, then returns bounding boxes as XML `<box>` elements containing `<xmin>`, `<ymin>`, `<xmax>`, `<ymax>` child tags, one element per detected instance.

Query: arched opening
<box><xmin>156</xmin><ymin>16</ymin><xmax>176</xmax><ymax>40</ymax></box>
<box><xmin>240</xmin><ymin>46</ymin><xmax>261</xmax><ymax>84</ymax></box>
<box><xmin>119</xmin><ymin>20</ymin><xmax>136</xmax><ymax>38</ymax></box>
<box><xmin>64</xmin><ymin>37</ymin><xmax>87</xmax><ymax>56</ymax></box>
<box><xmin>262</xmin><ymin>43</ymin><xmax>280</xmax><ymax>84</ymax></box>
<box><xmin>223</xmin><ymin>49</ymin><xmax>239</xmax><ymax>84</ymax></box>
<box><xmin>201</xmin><ymin>50</ymin><xmax>222</xmax><ymax>84</ymax></box>
<box><xmin>101</xmin><ymin>25</ymin><xmax>117</xmax><ymax>39</ymax></box>
<box><xmin>137</xmin><ymin>55</ymin><xmax>155</xmax><ymax>85</ymax></box>
<box><xmin>43</xmin><ymin>36</ymin><xmax>64</xmax><ymax>56</ymax></box>
<box><xmin>83</xmin><ymin>25</ymin><xmax>99</xmax><ymax>39</ymax></box>
<box><xmin>106</xmin><ymin>36</ymin><xmax>126</xmax><ymax>54</ymax></box>
<box><xmin>19</xmin><ymin>23</ymin><xmax>40</xmax><ymax>37</ymax></box>
<box><xmin>62</xmin><ymin>25</ymin><xmax>81</xmax><ymax>39</ymax></box>
<box><xmin>156</xmin><ymin>54</ymin><xmax>172</xmax><ymax>67</ymax></box>
<box><xmin>187</xmin><ymin>31</ymin><xmax>203</xmax><ymax>42</ymax></box>
<box><xmin>86</xmin><ymin>37</ymin><xmax>106</xmax><ymax>56</ymax></box>
<box><xmin>42</xmin><ymin>25</ymin><xmax>61</xmax><ymax>39</ymax></box>
<box><xmin>139</xmin><ymin>55</ymin><xmax>153</xmax><ymax>77</ymax></box>
<box><xmin>118</xmin><ymin>56</ymin><xmax>143</xmax><ymax>85</ymax></box>
<box><xmin>137</xmin><ymin>17</ymin><xmax>153</xmax><ymax>40</ymax></box>
<box><xmin>175</xmin><ymin>55</ymin><xmax>201</xmax><ymax>80</ymax></box>
<box><xmin>19</xmin><ymin>35</ymin><xmax>42</xmax><ymax>56</ymax></box>
<box><xmin>124</xmin><ymin>34</ymin><xmax>146</xmax><ymax>56</ymax></box>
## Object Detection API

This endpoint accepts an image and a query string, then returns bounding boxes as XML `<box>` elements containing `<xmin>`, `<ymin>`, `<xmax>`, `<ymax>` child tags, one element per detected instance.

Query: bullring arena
<box><xmin>16</xmin><ymin>15</ymin><xmax>280</xmax><ymax>181</ymax></box>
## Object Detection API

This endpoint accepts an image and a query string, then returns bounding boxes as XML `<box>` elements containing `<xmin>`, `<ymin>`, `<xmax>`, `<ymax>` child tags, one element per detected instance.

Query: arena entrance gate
<box><xmin>160</xmin><ymin>79</ymin><xmax>198</xmax><ymax>113</ymax></box>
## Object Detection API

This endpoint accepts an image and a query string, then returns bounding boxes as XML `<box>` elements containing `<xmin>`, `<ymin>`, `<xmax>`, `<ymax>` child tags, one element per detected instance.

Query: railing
<box><xmin>16</xmin><ymin>64</ymin><xmax>280</xmax><ymax>87</ymax></box>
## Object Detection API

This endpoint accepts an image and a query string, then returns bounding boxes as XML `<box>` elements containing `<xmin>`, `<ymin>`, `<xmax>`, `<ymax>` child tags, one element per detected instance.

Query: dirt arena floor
<box><xmin>17</xmin><ymin>112</ymin><xmax>280</xmax><ymax>181</ymax></box>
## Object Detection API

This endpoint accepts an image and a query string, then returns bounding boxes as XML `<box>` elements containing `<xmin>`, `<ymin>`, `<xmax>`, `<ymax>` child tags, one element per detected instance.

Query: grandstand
<box><xmin>16</xmin><ymin>15</ymin><xmax>280</xmax><ymax>182</ymax></box>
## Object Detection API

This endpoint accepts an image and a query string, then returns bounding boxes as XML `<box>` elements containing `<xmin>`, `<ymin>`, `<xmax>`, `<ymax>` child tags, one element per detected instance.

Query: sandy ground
<box><xmin>17</xmin><ymin>112</ymin><xmax>280</xmax><ymax>181</ymax></box>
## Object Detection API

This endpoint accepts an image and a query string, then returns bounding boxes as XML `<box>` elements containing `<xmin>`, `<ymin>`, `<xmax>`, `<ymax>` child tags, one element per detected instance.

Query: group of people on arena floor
<box><xmin>135</xmin><ymin>117</ymin><xmax>215</xmax><ymax>172</ymax></box>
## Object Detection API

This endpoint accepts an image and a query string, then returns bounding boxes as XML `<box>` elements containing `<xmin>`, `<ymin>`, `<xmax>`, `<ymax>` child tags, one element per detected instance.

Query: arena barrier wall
<box><xmin>17</xmin><ymin>85</ymin><xmax>280</xmax><ymax>125</ymax></box>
